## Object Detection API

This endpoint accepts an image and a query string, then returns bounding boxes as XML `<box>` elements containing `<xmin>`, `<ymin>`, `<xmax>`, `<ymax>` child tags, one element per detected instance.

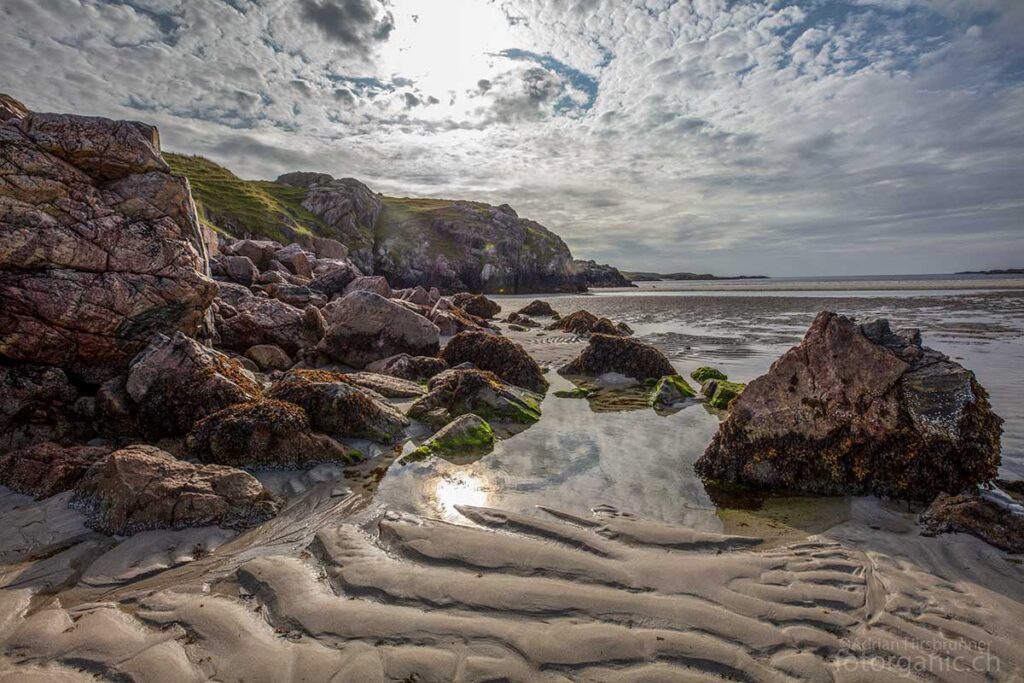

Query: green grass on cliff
<box><xmin>164</xmin><ymin>153</ymin><xmax>329</xmax><ymax>242</ymax></box>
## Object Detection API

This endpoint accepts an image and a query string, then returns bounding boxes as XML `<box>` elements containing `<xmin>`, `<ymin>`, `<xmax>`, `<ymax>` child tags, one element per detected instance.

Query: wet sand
<box><xmin>1</xmin><ymin>287</ymin><xmax>1023</xmax><ymax>681</ymax></box>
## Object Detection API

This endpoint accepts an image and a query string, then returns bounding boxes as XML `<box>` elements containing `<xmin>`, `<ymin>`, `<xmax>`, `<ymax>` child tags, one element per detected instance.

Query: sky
<box><xmin>2</xmin><ymin>0</ymin><xmax>1023</xmax><ymax>276</ymax></box>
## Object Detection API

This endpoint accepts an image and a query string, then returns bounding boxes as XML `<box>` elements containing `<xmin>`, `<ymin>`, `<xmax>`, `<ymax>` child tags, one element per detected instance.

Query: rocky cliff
<box><xmin>166</xmin><ymin>155</ymin><xmax>588</xmax><ymax>294</ymax></box>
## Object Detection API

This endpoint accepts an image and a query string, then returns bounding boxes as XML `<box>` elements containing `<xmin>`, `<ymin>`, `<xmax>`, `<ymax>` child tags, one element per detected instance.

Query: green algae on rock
<box><xmin>408</xmin><ymin>368</ymin><xmax>541</xmax><ymax>429</ymax></box>
<box><xmin>650</xmin><ymin>374</ymin><xmax>697</xmax><ymax>408</ymax></box>
<box><xmin>691</xmin><ymin>367</ymin><xmax>728</xmax><ymax>384</ymax></box>
<box><xmin>702</xmin><ymin>379</ymin><xmax>746</xmax><ymax>410</ymax></box>
<box><xmin>406</xmin><ymin>414</ymin><xmax>495</xmax><ymax>462</ymax></box>
<box><xmin>554</xmin><ymin>387</ymin><xmax>593</xmax><ymax>399</ymax></box>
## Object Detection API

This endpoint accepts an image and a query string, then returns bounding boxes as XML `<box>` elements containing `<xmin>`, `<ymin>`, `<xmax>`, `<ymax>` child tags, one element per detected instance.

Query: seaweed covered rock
<box><xmin>650</xmin><ymin>375</ymin><xmax>697</xmax><ymax>408</ymax></box>
<box><xmin>365</xmin><ymin>353</ymin><xmax>448</xmax><ymax>382</ymax></box>
<box><xmin>126</xmin><ymin>332</ymin><xmax>261</xmax><ymax>437</ymax></box>
<box><xmin>407</xmin><ymin>414</ymin><xmax>494</xmax><ymax>461</ymax></box>
<box><xmin>72</xmin><ymin>445</ymin><xmax>278</xmax><ymax>535</ymax></box>
<box><xmin>408</xmin><ymin>368</ymin><xmax>541</xmax><ymax>428</ymax></box>
<box><xmin>441</xmin><ymin>331</ymin><xmax>547</xmax><ymax>393</ymax></box>
<box><xmin>0</xmin><ymin>104</ymin><xmax>217</xmax><ymax>382</ymax></box>
<box><xmin>216</xmin><ymin>297</ymin><xmax>321</xmax><ymax>356</ymax></box>
<box><xmin>266</xmin><ymin>369</ymin><xmax>409</xmax><ymax>443</ymax></box>
<box><xmin>919</xmin><ymin>491</ymin><xmax>1024</xmax><ymax>552</ymax></box>
<box><xmin>546</xmin><ymin>310</ymin><xmax>630</xmax><ymax>336</ymax></box>
<box><xmin>318</xmin><ymin>291</ymin><xmax>440</xmax><ymax>368</ymax></box>
<box><xmin>691</xmin><ymin>367</ymin><xmax>728</xmax><ymax>384</ymax></box>
<box><xmin>696</xmin><ymin>312</ymin><xmax>1003</xmax><ymax>500</ymax></box>
<box><xmin>451</xmin><ymin>293</ymin><xmax>501</xmax><ymax>319</ymax></box>
<box><xmin>0</xmin><ymin>442</ymin><xmax>112</xmax><ymax>499</ymax></box>
<box><xmin>561</xmin><ymin>334</ymin><xmax>675</xmax><ymax>381</ymax></box>
<box><xmin>187</xmin><ymin>399</ymin><xmax>359</xmax><ymax>468</ymax></box>
<box><xmin>0</xmin><ymin>364</ymin><xmax>90</xmax><ymax>450</ymax></box>
<box><xmin>702</xmin><ymin>379</ymin><xmax>746</xmax><ymax>410</ymax></box>
<box><xmin>518</xmin><ymin>300</ymin><xmax>556</xmax><ymax>317</ymax></box>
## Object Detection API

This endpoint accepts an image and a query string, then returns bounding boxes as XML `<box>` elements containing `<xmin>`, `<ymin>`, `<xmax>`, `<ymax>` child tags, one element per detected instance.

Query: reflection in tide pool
<box><xmin>432</xmin><ymin>471</ymin><xmax>490</xmax><ymax>521</ymax></box>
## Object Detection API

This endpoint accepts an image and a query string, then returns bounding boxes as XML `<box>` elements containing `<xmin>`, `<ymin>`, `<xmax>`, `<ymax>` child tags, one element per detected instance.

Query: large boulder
<box><xmin>560</xmin><ymin>334</ymin><xmax>675</xmax><ymax>381</ymax></box>
<box><xmin>308</xmin><ymin>258</ymin><xmax>363</xmax><ymax>298</ymax></box>
<box><xmin>274</xmin><ymin>243</ymin><xmax>314</xmax><ymax>279</ymax></box>
<box><xmin>187</xmin><ymin>399</ymin><xmax>360</xmax><ymax>468</ymax></box>
<box><xmin>344</xmin><ymin>275</ymin><xmax>392</xmax><ymax>299</ymax></box>
<box><xmin>0</xmin><ymin>441</ymin><xmax>112</xmax><ymax>499</ymax></box>
<box><xmin>0</xmin><ymin>104</ymin><xmax>217</xmax><ymax>382</ymax></box>
<box><xmin>408</xmin><ymin>368</ymin><xmax>541</xmax><ymax>428</ymax></box>
<box><xmin>216</xmin><ymin>296</ymin><xmax>321</xmax><ymax>356</ymax></box>
<box><xmin>72</xmin><ymin>445</ymin><xmax>278</xmax><ymax>535</ymax></box>
<box><xmin>366</xmin><ymin>353</ymin><xmax>448</xmax><ymax>381</ymax></box>
<box><xmin>318</xmin><ymin>291</ymin><xmax>440</xmax><ymax>368</ymax></box>
<box><xmin>696</xmin><ymin>312</ymin><xmax>1003</xmax><ymax>500</ymax></box>
<box><xmin>126</xmin><ymin>332</ymin><xmax>261</xmax><ymax>437</ymax></box>
<box><xmin>441</xmin><ymin>331</ymin><xmax>547</xmax><ymax>393</ymax></box>
<box><xmin>266</xmin><ymin>369</ymin><xmax>409</xmax><ymax>443</ymax></box>
<box><xmin>0</xmin><ymin>364</ymin><xmax>89</xmax><ymax>450</ymax></box>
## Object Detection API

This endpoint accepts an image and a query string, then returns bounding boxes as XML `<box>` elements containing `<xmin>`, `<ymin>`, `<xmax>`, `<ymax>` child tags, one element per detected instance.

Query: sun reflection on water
<box><xmin>432</xmin><ymin>471</ymin><xmax>490</xmax><ymax>520</ymax></box>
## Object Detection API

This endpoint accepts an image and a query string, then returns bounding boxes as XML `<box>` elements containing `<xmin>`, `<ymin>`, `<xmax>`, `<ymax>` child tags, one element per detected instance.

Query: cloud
<box><xmin>298</xmin><ymin>0</ymin><xmax>394</xmax><ymax>51</ymax></box>
<box><xmin>1</xmin><ymin>0</ymin><xmax>1021</xmax><ymax>275</ymax></box>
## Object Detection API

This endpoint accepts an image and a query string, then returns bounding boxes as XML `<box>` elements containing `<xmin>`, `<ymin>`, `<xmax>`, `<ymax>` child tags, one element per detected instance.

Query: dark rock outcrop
<box><xmin>560</xmin><ymin>334</ymin><xmax>675</xmax><ymax>381</ymax></box>
<box><xmin>518</xmin><ymin>300</ymin><xmax>556</xmax><ymax>317</ymax></box>
<box><xmin>187</xmin><ymin>399</ymin><xmax>359</xmax><ymax>468</ymax></box>
<box><xmin>696</xmin><ymin>312</ymin><xmax>1003</xmax><ymax>500</ymax></box>
<box><xmin>547</xmin><ymin>310</ymin><xmax>630</xmax><ymax>337</ymax></box>
<box><xmin>0</xmin><ymin>442</ymin><xmax>112</xmax><ymax>499</ymax></box>
<box><xmin>318</xmin><ymin>291</ymin><xmax>440</xmax><ymax>368</ymax></box>
<box><xmin>0</xmin><ymin>364</ymin><xmax>89</xmax><ymax>450</ymax></box>
<box><xmin>72</xmin><ymin>445</ymin><xmax>278</xmax><ymax>535</ymax></box>
<box><xmin>408</xmin><ymin>368</ymin><xmax>541</xmax><ymax>428</ymax></box>
<box><xmin>451</xmin><ymin>293</ymin><xmax>501</xmax><ymax>319</ymax></box>
<box><xmin>266</xmin><ymin>369</ymin><xmax>409</xmax><ymax>443</ymax></box>
<box><xmin>441</xmin><ymin>332</ymin><xmax>548</xmax><ymax>393</ymax></box>
<box><xmin>0</xmin><ymin>99</ymin><xmax>216</xmax><ymax>382</ymax></box>
<box><xmin>571</xmin><ymin>260</ymin><xmax>634</xmax><ymax>288</ymax></box>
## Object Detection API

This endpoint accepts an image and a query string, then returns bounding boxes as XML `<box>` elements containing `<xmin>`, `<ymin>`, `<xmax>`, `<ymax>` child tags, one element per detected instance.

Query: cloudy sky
<box><xmin>3</xmin><ymin>0</ymin><xmax>1022</xmax><ymax>275</ymax></box>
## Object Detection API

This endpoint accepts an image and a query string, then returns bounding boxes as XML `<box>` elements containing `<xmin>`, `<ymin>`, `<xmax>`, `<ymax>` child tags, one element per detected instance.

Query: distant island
<box><xmin>621</xmin><ymin>271</ymin><xmax>769</xmax><ymax>282</ymax></box>
<box><xmin>955</xmin><ymin>268</ymin><xmax>1024</xmax><ymax>275</ymax></box>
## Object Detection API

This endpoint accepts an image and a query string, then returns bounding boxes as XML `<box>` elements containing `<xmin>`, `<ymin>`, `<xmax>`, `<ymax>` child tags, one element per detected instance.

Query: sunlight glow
<box><xmin>432</xmin><ymin>471</ymin><xmax>490</xmax><ymax>520</ymax></box>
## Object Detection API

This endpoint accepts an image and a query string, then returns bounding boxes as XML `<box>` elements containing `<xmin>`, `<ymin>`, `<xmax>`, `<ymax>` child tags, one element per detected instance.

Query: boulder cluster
<box><xmin>0</xmin><ymin>98</ymin><xmax>549</xmax><ymax>536</ymax></box>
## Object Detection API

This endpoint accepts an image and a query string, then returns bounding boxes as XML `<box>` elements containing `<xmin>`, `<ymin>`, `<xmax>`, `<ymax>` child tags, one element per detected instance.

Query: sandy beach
<box><xmin>2</xmin><ymin>290</ymin><xmax>1023</xmax><ymax>682</ymax></box>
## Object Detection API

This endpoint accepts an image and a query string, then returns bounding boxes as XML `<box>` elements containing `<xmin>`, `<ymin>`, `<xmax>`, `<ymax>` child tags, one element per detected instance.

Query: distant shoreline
<box><xmin>621</xmin><ymin>271</ymin><xmax>769</xmax><ymax>282</ymax></box>
<box><xmin>955</xmin><ymin>268</ymin><xmax>1024</xmax><ymax>275</ymax></box>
